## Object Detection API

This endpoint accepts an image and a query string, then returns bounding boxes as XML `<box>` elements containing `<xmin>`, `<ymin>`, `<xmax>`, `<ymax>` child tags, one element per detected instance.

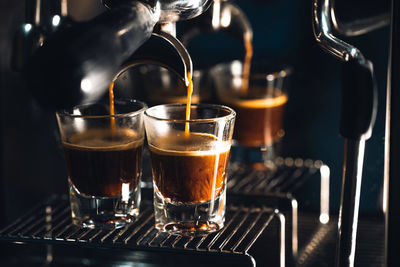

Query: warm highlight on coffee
<box><xmin>149</xmin><ymin>132</ymin><xmax>230</xmax><ymax>203</ymax></box>
<box><xmin>63</xmin><ymin>128</ymin><xmax>143</xmax><ymax>197</ymax></box>
<box><xmin>225</xmin><ymin>92</ymin><xmax>287</xmax><ymax>147</ymax></box>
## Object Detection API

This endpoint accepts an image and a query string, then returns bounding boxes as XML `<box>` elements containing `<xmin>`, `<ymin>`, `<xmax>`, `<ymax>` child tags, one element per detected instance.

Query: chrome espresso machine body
<box><xmin>0</xmin><ymin>0</ymin><xmax>395</xmax><ymax>266</ymax></box>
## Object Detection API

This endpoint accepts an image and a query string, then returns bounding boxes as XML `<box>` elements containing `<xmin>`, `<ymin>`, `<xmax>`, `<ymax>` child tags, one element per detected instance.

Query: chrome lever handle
<box><xmin>312</xmin><ymin>0</ymin><xmax>364</xmax><ymax>62</ymax></box>
<box><xmin>312</xmin><ymin>1</ymin><xmax>378</xmax><ymax>267</ymax></box>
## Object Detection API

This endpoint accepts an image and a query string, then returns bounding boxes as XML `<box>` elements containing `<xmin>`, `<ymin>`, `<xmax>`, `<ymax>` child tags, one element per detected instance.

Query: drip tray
<box><xmin>0</xmin><ymin>193</ymin><xmax>292</xmax><ymax>267</ymax></box>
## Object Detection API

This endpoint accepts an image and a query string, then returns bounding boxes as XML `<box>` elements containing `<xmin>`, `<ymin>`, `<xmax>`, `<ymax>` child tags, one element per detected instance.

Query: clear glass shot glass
<box><xmin>56</xmin><ymin>99</ymin><xmax>147</xmax><ymax>229</ymax></box>
<box><xmin>211</xmin><ymin>60</ymin><xmax>291</xmax><ymax>171</ymax></box>
<box><xmin>144</xmin><ymin>104</ymin><xmax>236</xmax><ymax>235</ymax></box>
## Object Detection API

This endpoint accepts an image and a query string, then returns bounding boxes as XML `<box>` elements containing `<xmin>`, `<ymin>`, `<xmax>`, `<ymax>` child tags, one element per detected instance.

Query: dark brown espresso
<box><xmin>63</xmin><ymin>128</ymin><xmax>143</xmax><ymax>197</ymax></box>
<box><xmin>149</xmin><ymin>132</ymin><xmax>230</xmax><ymax>204</ymax></box>
<box><xmin>225</xmin><ymin>91</ymin><xmax>288</xmax><ymax>147</ymax></box>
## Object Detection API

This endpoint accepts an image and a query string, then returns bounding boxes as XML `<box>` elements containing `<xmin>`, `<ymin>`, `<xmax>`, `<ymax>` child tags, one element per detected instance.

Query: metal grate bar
<box><xmin>112</xmin><ymin>224</ymin><xmax>133</xmax><ymax>244</ymax></box>
<box><xmin>32</xmin><ymin>206</ymin><xmax>70</xmax><ymax>238</ymax></box>
<box><xmin>136</xmin><ymin>224</ymin><xmax>156</xmax><ymax>245</ymax></box>
<box><xmin>193</xmin><ymin>235</ymin><xmax>207</xmax><ymax>250</ymax></box>
<box><xmin>264</xmin><ymin>169</ymin><xmax>293</xmax><ymax>192</ymax></box>
<box><xmin>204</xmin><ymin>207</ymin><xmax>242</xmax><ymax>250</ymax></box>
<box><xmin>230</xmin><ymin>171</ymin><xmax>259</xmax><ymax>193</ymax></box>
<box><xmin>77</xmin><ymin>229</ymin><xmax>97</xmax><ymax>242</ymax></box>
<box><xmin>19</xmin><ymin>206</ymin><xmax>55</xmax><ymax>236</ymax></box>
<box><xmin>171</xmin><ymin>235</ymin><xmax>182</xmax><ymax>248</ymax></box>
<box><xmin>151</xmin><ymin>232</ymin><xmax>166</xmax><ymax>247</ymax></box>
<box><xmin>28</xmin><ymin>205</ymin><xmax>68</xmax><ymax>236</ymax></box>
<box><xmin>147</xmin><ymin>229</ymin><xmax>162</xmax><ymax>247</ymax></box>
<box><xmin>242</xmin><ymin>172</ymin><xmax>270</xmax><ymax>194</ymax></box>
<box><xmin>68</xmin><ymin>228</ymin><xmax>91</xmax><ymax>241</ymax></box>
<box><xmin>159</xmin><ymin>234</ymin><xmax>174</xmax><ymax>248</ymax></box>
<box><xmin>51</xmin><ymin>217</ymin><xmax>73</xmax><ymax>240</ymax></box>
<box><xmin>230</xmin><ymin>209</ymin><xmax>265</xmax><ymax>252</ymax></box>
<box><xmin>2</xmin><ymin>216</ymin><xmax>36</xmax><ymax>236</ymax></box>
<box><xmin>8</xmin><ymin>202</ymin><xmax>67</xmax><ymax>237</ymax></box>
<box><xmin>113</xmin><ymin>206</ymin><xmax>152</xmax><ymax>243</ymax></box>
<box><xmin>227</xmin><ymin>168</ymin><xmax>252</xmax><ymax>190</ymax></box>
<box><xmin>250</xmin><ymin>172</ymin><xmax>274</xmax><ymax>192</ymax></box>
<box><xmin>183</xmin><ymin>236</ymin><xmax>194</xmax><ymax>249</ymax></box>
<box><xmin>227</xmin><ymin>158</ymin><xmax>323</xmax><ymax>198</ymax></box>
<box><xmin>277</xmin><ymin>167</ymin><xmax>309</xmax><ymax>192</ymax></box>
<box><xmin>100</xmin><ymin>228</ymin><xmax>118</xmax><ymax>243</ymax></box>
<box><xmin>215</xmin><ymin>207</ymin><xmax>251</xmax><ymax>251</ymax></box>
<box><xmin>289</xmin><ymin>170</ymin><xmax>318</xmax><ymax>193</ymax></box>
<box><xmin>173</xmin><ymin>235</ymin><xmax>193</xmax><ymax>249</ymax></box>
<box><xmin>0</xmin><ymin>196</ymin><xmax>64</xmax><ymax>235</ymax></box>
<box><xmin>54</xmin><ymin>223</ymin><xmax>75</xmax><ymax>239</ymax></box>
<box><xmin>64</xmin><ymin>226</ymin><xmax>82</xmax><ymax>241</ymax></box>
<box><xmin>123</xmin><ymin>213</ymin><xmax>154</xmax><ymax>244</ymax></box>
<box><xmin>243</xmin><ymin>209</ymin><xmax>276</xmax><ymax>253</ymax></box>
<box><xmin>88</xmin><ymin>229</ymin><xmax>104</xmax><ymax>243</ymax></box>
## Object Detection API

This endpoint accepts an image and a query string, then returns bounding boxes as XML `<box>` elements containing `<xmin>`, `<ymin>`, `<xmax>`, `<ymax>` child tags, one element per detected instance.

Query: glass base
<box><xmin>69</xmin><ymin>179</ymin><xmax>140</xmax><ymax>230</ymax></box>
<box><xmin>154</xmin><ymin>185</ymin><xmax>226</xmax><ymax>236</ymax></box>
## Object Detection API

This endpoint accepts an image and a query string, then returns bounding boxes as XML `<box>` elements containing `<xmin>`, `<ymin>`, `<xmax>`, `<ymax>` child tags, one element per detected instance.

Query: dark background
<box><xmin>0</xmin><ymin>0</ymin><xmax>390</xmax><ymax>230</ymax></box>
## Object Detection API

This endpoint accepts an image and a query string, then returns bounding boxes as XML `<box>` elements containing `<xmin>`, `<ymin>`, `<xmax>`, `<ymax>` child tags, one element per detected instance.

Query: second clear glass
<box><xmin>144</xmin><ymin>103</ymin><xmax>236</xmax><ymax>235</ymax></box>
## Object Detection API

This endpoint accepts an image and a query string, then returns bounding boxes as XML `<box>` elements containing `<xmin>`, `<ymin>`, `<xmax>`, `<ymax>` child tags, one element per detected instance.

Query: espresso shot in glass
<box><xmin>56</xmin><ymin>99</ymin><xmax>147</xmax><ymax>229</ymax></box>
<box><xmin>212</xmin><ymin>60</ymin><xmax>291</xmax><ymax>171</ymax></box>
<box><xmin>144</xmin><ymin>104</ymin><xmax>235</xmax><ymax>235</ymax></box>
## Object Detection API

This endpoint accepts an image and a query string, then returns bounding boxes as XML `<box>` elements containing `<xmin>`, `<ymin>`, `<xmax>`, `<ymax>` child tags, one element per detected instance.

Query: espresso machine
<box><xmin>0</xmin><ymin>0</ymin><xmax>395</xmax><ymax>266</ymax></box>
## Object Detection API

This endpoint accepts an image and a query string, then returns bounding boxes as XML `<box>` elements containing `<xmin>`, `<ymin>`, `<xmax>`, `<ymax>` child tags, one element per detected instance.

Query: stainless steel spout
<box><xmin>103</xmin><ymin>0</ymin><xmax>213</xmax><ymax>22</ymax></box>
<box><xmin>24</xmin><ymin>1</ymin><xmax>160</xmax><ymax>110</ymax></box>
<box><xmin>14</xmin><ymin>0</ymin><xmax>212</xmax><ymax>110</ymax></box>
<box><xmin>179</xmin><ymin>0</ymin><xmax>252</xmax><ymax>48</ymax></box>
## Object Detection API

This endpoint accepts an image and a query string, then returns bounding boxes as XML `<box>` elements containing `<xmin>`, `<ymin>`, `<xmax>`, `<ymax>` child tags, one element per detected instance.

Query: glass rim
<box><xmin>144</xmin><ymin>103</ymin><xmax>236</xmax><ymax>123</ymax></box>
<box><xmin>212</xmin><ymin>60</ymin><xmax>293</xmax><ymax>80</ymax></box>
<box><xmin>56</xmin><ymin>99</ymin><xmax>148</xmax><ymax>119</ymax></box>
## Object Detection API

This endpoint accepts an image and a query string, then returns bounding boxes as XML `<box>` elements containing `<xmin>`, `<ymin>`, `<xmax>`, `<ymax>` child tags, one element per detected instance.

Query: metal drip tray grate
<box><xmin>227</xmin><ymin>157</ymin><xmax>324</xmax><ymax>194</ymax></box>
<box><xmin>0</xmin><ymin>194</ymin><xmax>288</xmax><ymax>266</ymax></box>
<box><xmin>0</xmin><ymin>158</ymin><xmax>328</xmax><ymax>266</ymax></box>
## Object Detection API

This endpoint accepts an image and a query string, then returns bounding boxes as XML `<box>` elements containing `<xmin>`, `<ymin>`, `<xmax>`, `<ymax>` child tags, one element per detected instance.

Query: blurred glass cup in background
<box><xmin>112</xmin><ymin>65</ymin><xmax>212</xmax><ymax>106</ymax></box>
<box><xmin>211</xmin><ymin>60</ymin><xmax>292</xmax><ymax>171</ymax></box>
<box><xmin>56</xmin><ymin>99</ymin><xmax>147</xmax><ymax>229</ymax></box>
<box><xmin>144</xmin><ymin>103</ymin><xmax>235</xmax><ymax>235</ymax></box>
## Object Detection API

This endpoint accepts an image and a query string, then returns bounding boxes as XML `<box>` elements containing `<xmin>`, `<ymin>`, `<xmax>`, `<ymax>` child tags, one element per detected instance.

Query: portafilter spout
<box><xmin>23</xmin><ymin>0</ymin><xmax>208</xmax><ymax>110</ymax></box>
<box><xmin>179</xmin><ymin>0</ymin><xmax>253</xmax><ymax>49</ymax></box>
<box><xmin>103</xmin><ymin>0</ymin><xmax>213</xmax><ymax>22</ymax></box>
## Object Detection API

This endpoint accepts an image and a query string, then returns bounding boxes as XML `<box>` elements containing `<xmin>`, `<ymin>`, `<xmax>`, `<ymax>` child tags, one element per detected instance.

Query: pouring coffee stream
<box><xmin>179</xmin><ymin>0</ymin><xmax>254</xmax><ymax>95</ymax></box>
<box><xmin>185</xmin><ymin>72</ymin><xmax>194</xmax><ymax>136</ymax></box>
<box><xmin>105</xmin><ymin>29</ymin><xmax>194</xmax><ymax>139</ymax></box>
<box><xmin>241</xmin><ymin>32</ymin><xmax>253</xmax><ymax>96</ymax></box>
